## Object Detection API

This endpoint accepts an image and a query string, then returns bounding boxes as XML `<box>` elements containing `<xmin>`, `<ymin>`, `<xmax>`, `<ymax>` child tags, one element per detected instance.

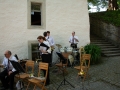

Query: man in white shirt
<box><xmin>46</xmin><ymin>31</ymin><xmax>55</xmax><ymax>66</ymax></box>
<box><xmin>0</xmin><ymin>50</ymin><xmax>18</xmax><ymax>90</ymax></box>
<box><xmin>46</xmin><ymin>31</ymin><xmax>55</xmax><ymax>48</ymax></box>
<box><xmin>69</xmin><ymin>31</ymin><xmax>79</xmax><ymax>48</ymax></box>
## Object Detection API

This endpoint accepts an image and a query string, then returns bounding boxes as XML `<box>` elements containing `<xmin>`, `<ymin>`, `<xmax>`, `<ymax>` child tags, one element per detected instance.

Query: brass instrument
<box><xmin>78</xmin><ymin>46</ymin><xmax>86</xmax><ymax>76</ymax></box>
<box><xmin>51</xmin><ymin>46</ymin><xmax>55</xmax><ymax>51</ymax></box>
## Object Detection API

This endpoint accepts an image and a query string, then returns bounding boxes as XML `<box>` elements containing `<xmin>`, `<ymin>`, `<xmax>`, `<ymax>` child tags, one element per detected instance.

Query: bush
<box><xmin>84</xmin><ymin>44</ymin><xmax>101</xmax><ymax>65</ymax></box>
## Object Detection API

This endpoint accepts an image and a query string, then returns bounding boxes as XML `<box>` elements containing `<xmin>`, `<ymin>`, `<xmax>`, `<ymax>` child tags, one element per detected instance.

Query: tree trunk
<box><xmin>108</xmin><ymin>0</ymin><xmax>118</xmax><ymax>10</ymax></box>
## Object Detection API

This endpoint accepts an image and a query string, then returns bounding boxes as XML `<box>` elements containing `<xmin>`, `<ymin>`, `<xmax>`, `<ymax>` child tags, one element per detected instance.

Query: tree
<box><xmin>88</xmin><ymin>0</ymin><xmax>120</xmax><ymax>11</ymax></box>
<box><xmin>108</xmin><ymin>0</ymin><xmax>118</xmax><ymax>10</ymax></box>
<box><xmin>88</xmin><ymin>0</ymin><xmax>108</xmax><ymax>11</ymax></box>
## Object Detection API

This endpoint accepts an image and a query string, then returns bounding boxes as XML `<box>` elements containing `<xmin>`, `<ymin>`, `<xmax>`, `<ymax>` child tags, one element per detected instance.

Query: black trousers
<box><xmin>0</xmin><ymin>69</ymin><xmax>18</xmax><ymax>90</ymax></box>
<box><xmin>42</xmin><ymin>54</ymin><xmax>51</xmax><ymax>85</ymax></box>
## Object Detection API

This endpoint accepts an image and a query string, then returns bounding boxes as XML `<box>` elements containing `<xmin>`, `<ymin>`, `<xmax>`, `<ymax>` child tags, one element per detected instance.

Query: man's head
<box><xmin>47</xmin><ymin>31</ymin><xmax>50</xmax><ymax>36</ymax></box>
<box><xmin>4</xmin><ymin>50</ymin><xmax>12</xmax><ymax>58</ymax></box>
<box><xmin>72</xmin><ymin>31</ymin><xmax>75</xmax><ymax>36</ymax></box>
<box><xmin>43</xmin><ymin>32</ymin><xmax>47</xmax><ymax>37</ymax></box>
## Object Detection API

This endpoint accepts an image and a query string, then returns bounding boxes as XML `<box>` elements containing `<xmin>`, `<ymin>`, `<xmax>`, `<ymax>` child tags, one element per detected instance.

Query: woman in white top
<box><xmin>37</xmin><ymin>36</ymin><xmax>51</xmax><ymax>85</ymax></box>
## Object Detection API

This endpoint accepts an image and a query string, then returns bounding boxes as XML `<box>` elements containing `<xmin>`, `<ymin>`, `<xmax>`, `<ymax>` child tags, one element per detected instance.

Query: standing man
<box><xmin>0</xmin><ymin>50</ymin><xmax>18</xmax><ymax>90</ymax></box>
<box><xmin>46</xmin><ymin>31</ymin><xmax>55</xmax><ymax>48</ymax></box>
<box><xmin>46</xmin><ymin>31</ymin><xmax>55</xmax><ymax>66</ymax></box>
<box><xmin>69</xmin><ymin>31</ymin><xmax>79</xmax><ymax>48</ymax></box>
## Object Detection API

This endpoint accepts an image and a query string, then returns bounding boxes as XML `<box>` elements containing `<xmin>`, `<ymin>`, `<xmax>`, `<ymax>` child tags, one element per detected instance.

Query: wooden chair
<box><xmin>75</xmin><ymin>54</ymin><xmax>91</xmax><ymax>81</ymax></box>
<box><xmin>15</xmin><ymin>60</ymin><xmax>34</xmax><ymax>80</ymax></box>
<box><xmin>55</xmin><ymin>52</ymin><xmax>71</xmax><ymax>73</ymax></box>
<box><xmin>26</xmin><ymin>62</ymin><xmax>48</xmax><ymax>90</ymax></box>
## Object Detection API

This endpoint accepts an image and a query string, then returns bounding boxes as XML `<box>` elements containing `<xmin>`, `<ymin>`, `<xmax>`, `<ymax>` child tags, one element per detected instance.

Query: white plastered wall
<box><xmin>0</xmin><ymin>0</ymin><xmax>90</xmax><ymax>61</ymax></box>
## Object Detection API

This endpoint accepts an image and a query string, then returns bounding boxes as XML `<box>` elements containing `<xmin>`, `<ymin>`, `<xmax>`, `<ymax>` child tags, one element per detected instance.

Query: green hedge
<box><xmin>89</xmin><ymin>10</ymin><xmax>120</xmax><ymax>26</ymax></box>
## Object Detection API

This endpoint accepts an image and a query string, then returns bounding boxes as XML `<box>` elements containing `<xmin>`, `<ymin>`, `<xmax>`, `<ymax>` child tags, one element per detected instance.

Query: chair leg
<box><xmin>26</xmin><ymin>82</ymin><xmax>30</xmax><ymax>90</ymax></box>
<box><xmin>33</xmin><ymin>85</ymin><xmax>36</xmax><ymax>90</ymax></box>
<box><xmin>42</xmin><ymin>82</ymin><xmax>46</xmax><ymax>90</ymax></box>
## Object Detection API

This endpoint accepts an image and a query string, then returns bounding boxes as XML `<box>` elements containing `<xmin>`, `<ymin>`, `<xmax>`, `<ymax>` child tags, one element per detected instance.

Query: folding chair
<box><xmin>75</xmin><ymin>54</ymin><xmax>91</xmax><ymax>81</ymax></box>
<box><xmin>26</xmin><ymin>62</ymin><xmax>48</xmax><ymax>90</ymax></box>
<box><xmin>15</xmin><ymin>60</ymin><xmax>34</xmax><ymax>80</ymax></box>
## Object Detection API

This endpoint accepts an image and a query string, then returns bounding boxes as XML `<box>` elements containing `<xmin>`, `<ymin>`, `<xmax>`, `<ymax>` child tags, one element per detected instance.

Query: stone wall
<box><xmin>90</xmin><ymin>16</ymin><xmax>120</xmax><ymax>47</ymax></box>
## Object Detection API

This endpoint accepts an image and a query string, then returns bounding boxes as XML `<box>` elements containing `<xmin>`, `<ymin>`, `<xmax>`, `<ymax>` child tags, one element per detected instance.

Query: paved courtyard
<box><xmin>1</xmin><ymin>56</ymin><xmax>120</xmax><ymax>90</ymax></box>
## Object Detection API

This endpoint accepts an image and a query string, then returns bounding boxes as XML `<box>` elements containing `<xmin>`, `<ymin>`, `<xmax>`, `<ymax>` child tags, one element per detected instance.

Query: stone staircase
<box><xmin>90</xmin><ymin>35</ymin><xmax>120</xmax><ymax>57</ymax></box>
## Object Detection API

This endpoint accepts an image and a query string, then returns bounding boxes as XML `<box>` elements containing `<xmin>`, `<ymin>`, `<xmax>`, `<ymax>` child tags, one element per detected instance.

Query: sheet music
<box><xmin>39</xmin><ymin>46</ymin><xmax>47</xmax><ymax>51</ymax></box>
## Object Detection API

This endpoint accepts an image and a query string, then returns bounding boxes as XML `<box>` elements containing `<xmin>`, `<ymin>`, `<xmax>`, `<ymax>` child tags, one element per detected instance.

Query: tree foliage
<box><xmin>88</xmin><ymin>0</ymin><xmax>120</xmax><ymax>11</ymax></box>
<box><xmin>88</xmin><ymin>0</ymin><xmax>108</xmax><ymax>11</ymax></box>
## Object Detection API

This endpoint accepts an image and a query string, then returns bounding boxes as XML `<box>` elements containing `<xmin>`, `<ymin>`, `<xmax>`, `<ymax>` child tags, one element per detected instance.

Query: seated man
<box><xmin>0</xmin><ymin>50</ymin><xmax>18</xmax><ymax>90</ymax></box>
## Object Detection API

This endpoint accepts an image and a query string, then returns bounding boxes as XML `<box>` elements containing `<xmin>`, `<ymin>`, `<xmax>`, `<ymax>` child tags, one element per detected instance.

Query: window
<box><xmin>31</xmin><ymin>3</ymin><xmax>41</xmax><ymax>25</ymax></box>
<box><xmin>27</xmin><ymin>0</ymin><xmax>46</xmax><ymax>29</ymax></box>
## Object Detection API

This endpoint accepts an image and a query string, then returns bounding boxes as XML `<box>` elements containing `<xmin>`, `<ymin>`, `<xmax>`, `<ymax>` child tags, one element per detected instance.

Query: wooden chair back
<box><xmin>80</xmin><ymin>54</ymin><xmax>91</xmax><ymax>70</ymax></box>
<box><xmin>38</xmin><ymin>62</ymin><xmax>48</xmax><ymax>77</ymax></box>
<box><xmin>25</xmin><ymin>60</ymin><xmax>34</xmax><ymax>73</ymax></box>
<box><xmin>26</xmin><ymin>62</ymin><xmax>48</xmax><ymax>90</ymax></box>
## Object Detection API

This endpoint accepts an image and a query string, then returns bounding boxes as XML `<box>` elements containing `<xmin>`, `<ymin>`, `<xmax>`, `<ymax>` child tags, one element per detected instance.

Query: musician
<box><xmin>37</xmin><ymin>36</ymin><xmax>51</xmax><ymax>85</ymax></box>
<box><xmin>69</xmin><ymin>31</ymin><xmax>79</xmax><ymax>48</ymax></box>
<box><xmin>46</xmin><ymin>31</ymin><xmax>55</xmax><ymax>47</ymax></box>
<box><xmin>0</xmin><ymin>50</ymin><xmax>18</xmax><ymax>90</ymax></box>
<box><xmin>47</xmin><ymin>31</ymin><xmax>55</xmax><ymax>66</ymax></box>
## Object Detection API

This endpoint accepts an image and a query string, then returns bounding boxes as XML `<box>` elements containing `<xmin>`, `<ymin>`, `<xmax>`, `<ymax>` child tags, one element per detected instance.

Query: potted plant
<box><xmin>84</xmin><ymin>44</ymin><xmax>101</xmax><ymax>64</ymax></box>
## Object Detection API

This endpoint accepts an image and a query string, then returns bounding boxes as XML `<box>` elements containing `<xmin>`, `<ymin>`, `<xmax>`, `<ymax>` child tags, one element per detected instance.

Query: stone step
<box><xmin>94</xmin><ymin>43</ymin><xmax>113</xmax><ymax>46</ymax></box>
<box><xmin>99</xmin><ymin>46</ymin><xmax>117</xmax><ymax>48</ymax></box>
<box><xmin>91</xmin><ymin>42</ymin><xmax>110</xmax><ymax>44</ymax></box>
<box><xmin>104</xmin><ymin>53</ymin><xmax>120</xmax><ymax>57</ymax></box>
<box><xmin>90</xmin><ymin>39</ymin><xmax>107</xmax><ymax>42</ymax></box>
<box><xmin>101</xmin><ymin>48</ymin><xmax>119</xmax><ymax>51</ymax></box>
<box><xmin>90</xmin><ymin>34</ymin><xmax>120</xmax><ymax>57</ymax></box>
<box><xmin>102</xmin><ymin>50</ymin><xmax>120</xmax><ymax>54</ymax></box>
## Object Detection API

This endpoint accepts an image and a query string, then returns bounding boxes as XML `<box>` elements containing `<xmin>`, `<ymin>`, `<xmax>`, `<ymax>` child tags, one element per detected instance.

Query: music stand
<box><xmin>10</xmin><ymin>61</ymin><xmax>25</xmax><ymax>73</ymax></box>
<box><xmin>56</xmin><ymin>52</ymin><xmax>75</xmax><ymax>90</ymax></box>
<box><xmin>10</xmin><ymin>61</ymin><xmax>25</xmax><ymax>89</ymax></box>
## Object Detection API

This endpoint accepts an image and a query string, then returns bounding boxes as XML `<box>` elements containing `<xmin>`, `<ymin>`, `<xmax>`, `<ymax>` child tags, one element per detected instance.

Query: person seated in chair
<box><xmin>0</xmin><ymin>50</ymin><xmax>18</xmax><ymax>90</ymax></box>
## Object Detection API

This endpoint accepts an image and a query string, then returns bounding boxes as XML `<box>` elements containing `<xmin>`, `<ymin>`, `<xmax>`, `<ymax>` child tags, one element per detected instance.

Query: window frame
<box><xmin>27</xmin><ymin>0</ymin><xmax>46</xmax><ymax>29</ymax></box>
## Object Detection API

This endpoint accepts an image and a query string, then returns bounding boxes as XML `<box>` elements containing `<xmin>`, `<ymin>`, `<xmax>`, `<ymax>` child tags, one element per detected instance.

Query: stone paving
<box><xmin>1</xmin><ymin>56</ymin><xmax>120</xmax><ymax>90</ymax></box>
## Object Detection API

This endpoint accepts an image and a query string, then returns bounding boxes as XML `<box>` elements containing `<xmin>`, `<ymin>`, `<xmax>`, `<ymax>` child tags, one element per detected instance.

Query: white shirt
<box><xmin>46</xmin><ymin>36</ymin><xmax>55</xmax><ymax>46</ymax></box>
<box><xmin>69</xmin><ymin>36</ymin><xmax>79</xmax><ymax>44</ymax></box>
<box><xmin>39</xmin><ymin>41</ymin><xmax>51</xmax><ymax>54</ymax></box>
<box><xmin>2</xmin><ymin>56</ymin><xmax>18</xmax><ymax>72</ymax></box>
